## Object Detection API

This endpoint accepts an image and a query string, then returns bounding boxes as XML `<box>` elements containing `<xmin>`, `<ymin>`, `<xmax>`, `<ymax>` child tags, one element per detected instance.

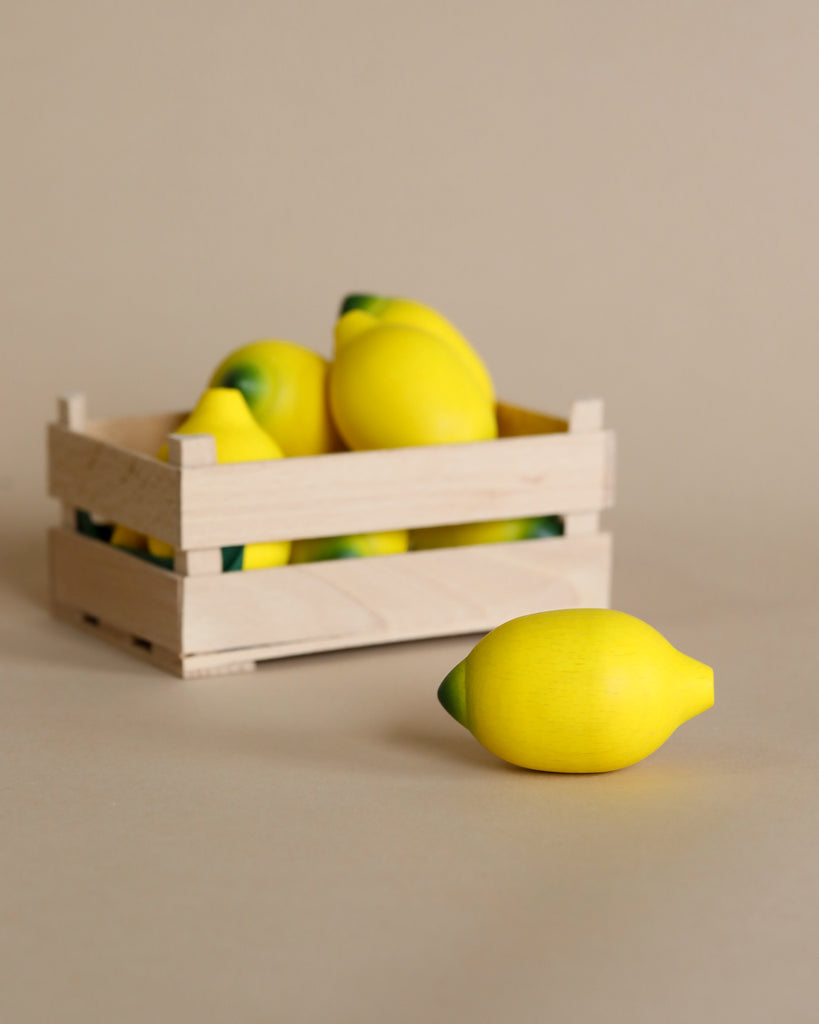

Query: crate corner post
<box><xmin>53</xmin><ymin>393</ymin><xmax>88</xmax><ymax>528</ymax></box>
<box><xmin>167</xmin><ymin>431</ymin><xmax>222</xmax><ymax>577</ymax></box>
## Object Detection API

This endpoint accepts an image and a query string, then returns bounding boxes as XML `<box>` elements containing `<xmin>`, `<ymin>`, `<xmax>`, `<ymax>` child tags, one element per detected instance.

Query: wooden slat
<box><xmin>180</xmin><ymin>533</ymin><xmax>612</xmax><ymax>656</ymax></box>
<box><xmin>84</xmin><ymin>410</ymin><xmax>189</xmax><ymax>455</ymax></box>
<box><xmin>48</xmin><ymin>425</ymin><xmax>181</xmax><ymax>546</ymax></box>
<box><xmin>178</xmin><ymin>430</ymin><xmax>615</xmax><ymax>548</ymax></box>
<box><xmin>175</xmin><ymin>549</ymin><xmax>223</xmax><ymax>575</ymax></box>
<box><xmin>49</xmin><ymin>528</ymin><xmax>182</xmax><ymax>651</ymax></box>
<box><xmin>167</xmin><ymin>433</ymin><xmax>218</xmax><ymax>468</ymax></box>
<box><xmin>563</xmin><ymin>512</ymin><xmax>600</xmax><ymax>537</ymax></box>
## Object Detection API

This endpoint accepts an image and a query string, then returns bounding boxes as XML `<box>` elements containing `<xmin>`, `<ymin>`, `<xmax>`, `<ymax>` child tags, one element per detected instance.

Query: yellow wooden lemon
<box><xmin>290</xmin><ymin>529</ymin><xmax>409</xmax><ymax>563</ymax></box>
<box><xmin>110</xmin><ymin>524</ymin><xmax>148</xmax><ymax>552</ymax></box>
<box><xmin>438</xmin><ymin>609</ymin><xmax>714</xmax><ymax>772</ymax></box>
<box><xmin>209</xmin><ymin>340</ymin><xmax>342</xmax><ymax>456</ymax></box>
<box><xmin>330</xmin><ymin>321</ymin><xmax>497</xmax><ymax>450</ymax></box>
<box><xmin>339</xmin><ymin>293</ymin><xmax>495</xmax><ymax>401</ymax></box>
<box><xmin>411</xmin><ymin>515</ymin><xmax>562</xmax><ymax>550</ymax></box>
<box><xmin>147</xmin><ymin>388</ymin><xmax>291</xmax><ymax>568</ymax></box>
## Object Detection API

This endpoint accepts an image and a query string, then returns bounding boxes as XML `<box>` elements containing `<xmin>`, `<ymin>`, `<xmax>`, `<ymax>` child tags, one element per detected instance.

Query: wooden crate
<box><xmin>47</xmin><ymin>394</ymin><xmax>615</xmax><ymax>678</ymax></box>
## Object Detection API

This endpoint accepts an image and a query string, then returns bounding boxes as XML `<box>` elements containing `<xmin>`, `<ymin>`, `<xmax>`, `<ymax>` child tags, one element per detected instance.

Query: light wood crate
<box><xmin>47</xmin><ymin>394</ymin><xmax>615</xmax><ymax>678</ymax></box>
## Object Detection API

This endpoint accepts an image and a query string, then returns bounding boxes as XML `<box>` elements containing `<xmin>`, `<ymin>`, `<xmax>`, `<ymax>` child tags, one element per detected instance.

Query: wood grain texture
<box><xmin>49</xmin><ymin>528</ymin><xmax>182</xmax><ymax>651</ymax></box>
<box><xmin>180</xmin><ymin>533</ymin><xmax>612</xmax><ymax>656</ymax></box>
<box><xmin>48</xmin><ymin>395</ymin><xmax>615</xmax><ymax>676</ymax></box>
<box><xmin>168</xmin><ymin>437</ymin><xmax>221</xmax><ymax>572</ymax></box>
<box><xmin>565</xmin><ymin>398</ymin><xmax>608</xmax><ymax>536</ymax></box>
<box><xmin>48</xmin><ymin>425</ymin><xmax>181</xmax><ymax>545</ymax></box>
<box><xmin>53</xmin><ymin>601</ymin><xmax>259</xmax><ymax>678</ymax></box>
<box><xmin>564</xmin><ymin>512</ymin><xmax>601</xmax><ymax>538</ymax></box>
<box><xmin>175</xmin><ymin>548</ymin><xmax>223</xmax><ymax>576</ymax></box>
<box><xmin>167</xmin><ymin>433</ymin><xmax>218</xmax><ymax>468</ymax></box>
<box><xmin>177</xmin><ymin>430</ymin><xmax>615</xmax><ymax>548</ymax></box>
<box><xmin>85</xmin><ymin>410</ymin><xmax>189</xmax><ymax>455</ymax></box>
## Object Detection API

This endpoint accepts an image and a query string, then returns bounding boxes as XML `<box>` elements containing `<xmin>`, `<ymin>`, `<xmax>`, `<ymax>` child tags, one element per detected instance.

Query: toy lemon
<box><xmin>411</xmin><ymin>515</ymin><xmax>562</xmax><ymax>550</ymax></box>
<box><xmin>209</xmin><ymin>340</ymin><xmax>342</xmax><ymax>456</ymax></box>
<box><xmin>110</xmin><ymin>523</ymin><xmax>148</xmax><ymax>552</ymax></box>
<box><xmin>330</xmin><ymin>320</ymin><xmax>497</xmax><ymax>450</ymax></box>
<box><xmin>339</xmin><ymin>293</ymin><xmax>494</xmax><ymax>401</ymax></box>
<box><xmin>438</xmin><ymin>609</ymin><xmax>714</xmax><ymax>772</ymax></box>
<box><xmin>289</xmin><ymin>529</ymin><xmax>409</xmax><ymax>563</ymax></box>
<box><xmin>147</xmin><ymin>388</ymin><xmax>291</xmax><ymax>568</ymax></box>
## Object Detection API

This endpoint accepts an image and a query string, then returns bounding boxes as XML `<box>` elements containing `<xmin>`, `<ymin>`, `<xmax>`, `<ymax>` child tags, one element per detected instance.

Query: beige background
<box><xmin>1</xmin><ymin>2</ymin><xmax>817</xmax><ymax>1022</ymax></box>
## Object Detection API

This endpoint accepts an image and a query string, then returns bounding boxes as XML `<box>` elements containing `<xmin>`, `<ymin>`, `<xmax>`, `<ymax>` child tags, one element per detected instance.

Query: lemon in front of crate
<box><xmin>330</xmin><ymin>321</ymin><xmax>497</xmax><ymax>450</ymax></box>
<box><xmin>290</xmin><ymin>529</ymin><xmax>409</xmax><ymax>563</ymax></box>
<box><xmin>412</xmin><ymin>515</ymin><xmax>563</xmax><ymax>550</ymax></box>
<box><xmin>339</xmin><ymin>293</ymin><xmax>494</xmax><ymax>401</ymax></box>
<box><xmin>147</xmin><ymin>388</ymin><xmax>291</xmax><ymax>568</ymax></box>
<box><xmin>438</xmin><ymin>608</ymin><xmax>714</xmax><ymax>773</ymax></box>
<box><xmin>209</xmin><ymin>340</ymin><xmax>341</xmax><ymax>456</ymax></box>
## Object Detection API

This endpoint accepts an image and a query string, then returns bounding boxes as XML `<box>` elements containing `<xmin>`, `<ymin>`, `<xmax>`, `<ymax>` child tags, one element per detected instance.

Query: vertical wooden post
<box><xmin>564</xmin><ymin>398</ymin><xmax>604</xmax><ymax>538</ymax></box>
<box><xmin>167</xmin><ymin>433</ymin><xmax>223</xmax><ymax>576</ymax></box>
<box><xmin>58</xmin><ymin>393</ymin><xmax>87</xmax><ymax>432</ymax></box>
<box><xmin>57</xmin><ymin>394</ymin><xmax>87</xmax><ymax>528</ymax></box>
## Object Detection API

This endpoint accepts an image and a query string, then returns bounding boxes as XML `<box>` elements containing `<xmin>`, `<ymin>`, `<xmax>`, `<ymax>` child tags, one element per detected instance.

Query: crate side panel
<box><xmin>85</xmin><ymin>410</ymin><xmax>189</xmax><ymax>455</ymax></box>
<box><xmin>179</xmin><ymin>430</ymin><xmax>615</xmax><ymax>548</ymax></box>
<box><xmin>48</xmin><ymin>425</ymin><xmax>181</xmax><ymax>545</ymax></box>
<box><xmin>180</xmin><ymin>533</ymin><xmax>612</xmax><ymax>656</ymax></box>
<box><xmin>49</xmin><ymin>528</ymin><xmax>182</xmax><ymax>651</ymax></box>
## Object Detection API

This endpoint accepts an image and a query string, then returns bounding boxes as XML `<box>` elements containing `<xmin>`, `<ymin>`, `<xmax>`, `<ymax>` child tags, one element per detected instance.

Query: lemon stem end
<box><xmin>438</xmin><ymin>661</ymin><xmax>468</xmax><ymax>726</ymax></box>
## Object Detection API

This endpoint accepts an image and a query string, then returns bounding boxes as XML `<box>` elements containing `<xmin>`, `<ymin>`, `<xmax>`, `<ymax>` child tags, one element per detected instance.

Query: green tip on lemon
<box><xmin>215</xmin><ymin>363</ymin><xmax>267</xmax><ymax>410</ymax></box>
<box><xmin>437</xmin><ymin>661</ymin><xmax>468</xmax><ymax>726</ymax></box>
<box><xmin>531</xmin><ymin>515</ymin><xmax>564</xmax><ymax>539</ymax></box>
<box><xmin>339</xmin><ymin>293</ymin><xmax>389</xmax><ymax>317</ymax></box>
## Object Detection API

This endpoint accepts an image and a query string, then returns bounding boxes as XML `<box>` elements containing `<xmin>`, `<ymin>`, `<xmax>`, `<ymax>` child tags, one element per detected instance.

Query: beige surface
<box><xmin>1</xmin><ymin>2</ymin><xmax>817</xmax><ymax>1022</ymax></box>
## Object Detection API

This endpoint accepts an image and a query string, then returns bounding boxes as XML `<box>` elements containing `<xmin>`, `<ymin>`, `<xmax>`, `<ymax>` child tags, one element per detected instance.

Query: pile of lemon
<box><xmin>112</xmin><ymin>293</ymin><xmax>562</xmax><ymax>569</ymax></box>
